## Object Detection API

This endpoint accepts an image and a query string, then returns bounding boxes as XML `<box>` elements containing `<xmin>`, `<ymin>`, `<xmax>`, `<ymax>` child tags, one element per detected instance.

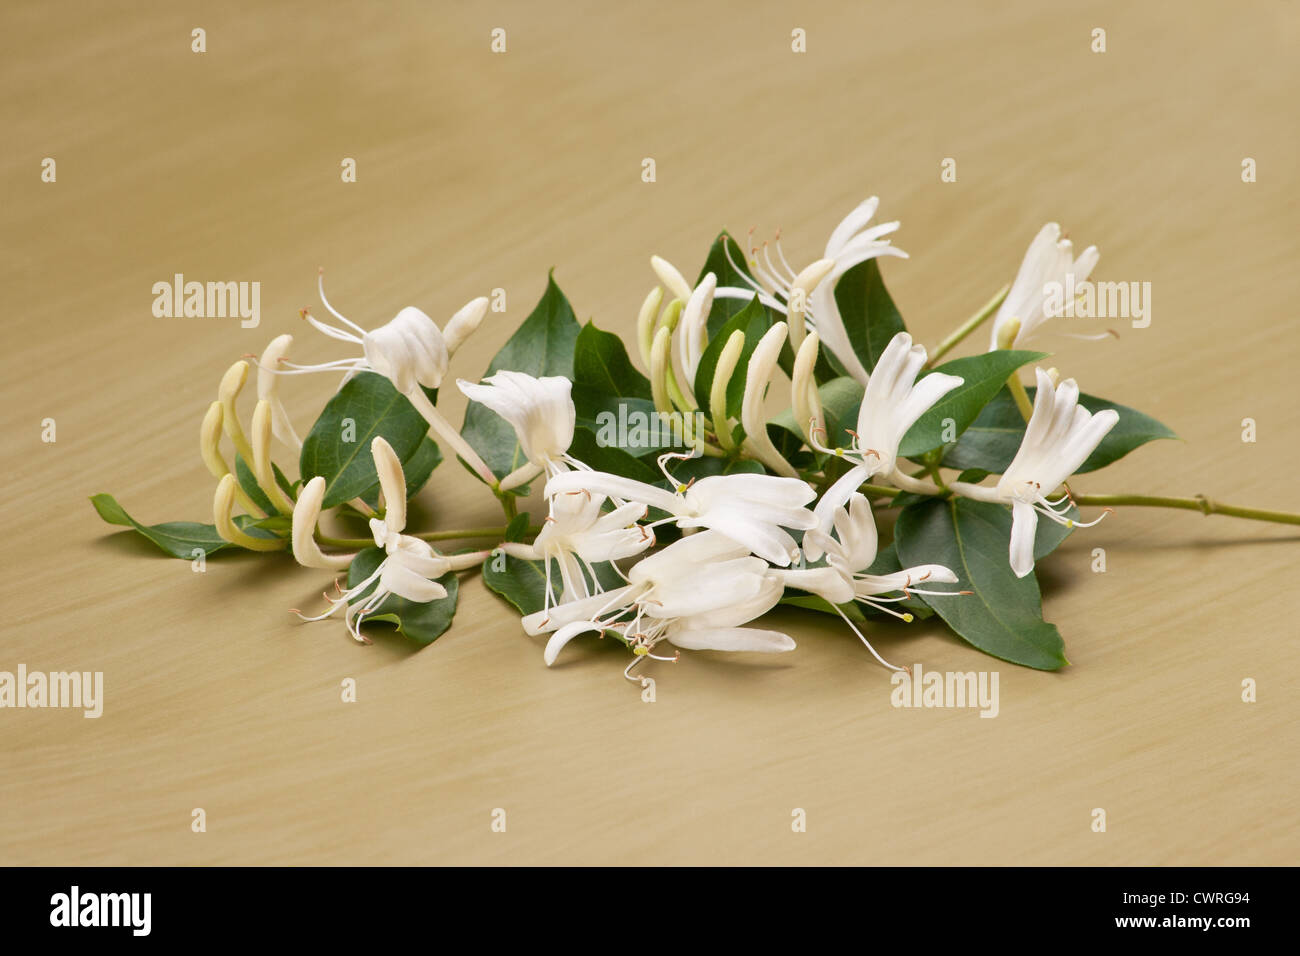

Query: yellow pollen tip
<box><xmin>633</xmin><ymin>646</ymin><xmax>649</xmax><ymax>656</ymax></box>
<box><xmin>902</xmin><ymin>613</ymin><xmax>914</xmax><ymax>623</ymax></box>
<box><xmin>676</xmin><ymin>484</ymin><xmax>686</xmax><ymax>494</ymax></box>
<box><xmin>1066</xmin><ymin>519</ymin><xmax>1075</xmax><ymax>528</ymax></box>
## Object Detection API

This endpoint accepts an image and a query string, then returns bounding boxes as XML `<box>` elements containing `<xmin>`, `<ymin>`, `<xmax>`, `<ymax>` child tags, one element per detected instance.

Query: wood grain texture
<box><xmin>1</xmin><ymin>0</ymin><xmax>1297</xmax><ymax>865</ymax></box>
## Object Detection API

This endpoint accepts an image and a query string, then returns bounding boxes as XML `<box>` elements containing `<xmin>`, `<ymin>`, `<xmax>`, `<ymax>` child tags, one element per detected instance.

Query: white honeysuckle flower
<box><xmin>714</xmin><ymin>197</ymin><xmax>908</xmax><ymax>384</ymax></box>
<box><xmin>456</xmin><ymin>370</ymin><xmax>578</xmax><ymax>490</ymax></box>
<box><xmin>521</xmin><ymin>531</ymin><xmax>794</xmax><ymax>680</ymax></box>
<box><xmin>988</xmin><ymin>223</ymin><xmax>1100</xmax><ymax>350</ymax></box>
<box><xmin>806</xmin><ymin>332</ymin><xmax>963</xmax><ymax>556</ymax></box>
<box><xmin>255</xmin><ymin>334</ymin><xmax>302</xmax><ymax>449</ymax></box>
<box><xmin>741</xmin><ymin>322</ymin><xmax>800</xmax><ymax>478</ymax></box>
<box><xmin>293</xmin><ymin>437</ymin><xmax>487</xmax><ymax>642</ymax></box>
<box><xmin>779</xmin><ymin>493</ymin><xmax>962</xmax><ymax>671</ymax></box>
<box><xmin>501</xmin><ymin>492</ymin><xmax>653</xmax><ymax>606</ymax></box>
<box><xmin>544</xmin><ymin>451</ymin><xmax>816</xmax><ymax>567</ymax></box>
<box><xmin>951</xmin><ymin>369</ymin><xmax>1119</xmax><ymax>578</ymax></box>
<box><xmin>262</xmin><ymin>270</ymin><xmax>496</xmax><ymax>486</ymax></box>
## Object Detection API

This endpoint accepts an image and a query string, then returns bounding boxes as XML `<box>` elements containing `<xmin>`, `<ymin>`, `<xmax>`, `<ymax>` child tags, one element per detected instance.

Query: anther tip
<box><xmin>902</xmin><ymin>613</ymin><xmax>914</xmax><ymax>623</ymax></box>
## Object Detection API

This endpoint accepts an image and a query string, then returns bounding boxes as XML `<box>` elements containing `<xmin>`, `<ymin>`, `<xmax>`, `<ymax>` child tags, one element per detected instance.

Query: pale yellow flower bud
<box><xmin>214</xmin><ymin>474</ymin><xmax>285</xmax><ymax>552</ymax></box>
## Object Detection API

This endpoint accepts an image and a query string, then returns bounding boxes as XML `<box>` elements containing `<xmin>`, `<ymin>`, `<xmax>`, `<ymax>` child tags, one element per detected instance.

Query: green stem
<box><xmin>1073</xmin><ymin>494</ymin><xmax>1300</xmax><ymax>526</ymax></box>
<box><xmin>927</xmin><ymin>283</ymin><xmax>1010</xmax><ymax>366</ymax></box>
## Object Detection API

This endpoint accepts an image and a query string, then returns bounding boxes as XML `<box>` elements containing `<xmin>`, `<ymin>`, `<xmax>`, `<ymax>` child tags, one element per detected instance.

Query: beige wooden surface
<box><xmin>2</xmin><ymin>0</ymin><xmax>1298</xmax><ymax>865</ymax></box>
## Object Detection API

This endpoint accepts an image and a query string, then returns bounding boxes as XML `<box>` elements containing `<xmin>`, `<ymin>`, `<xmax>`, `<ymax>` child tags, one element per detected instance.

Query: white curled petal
<box><xmin>667</xmin><ymin>626</ymin><xmax>796</xmax><ymax>654</ymax></box>
<box><xmin>544</xmin><ymin>621</ymin><xmax>608</xmax><ymax>666</ymax></box>
<box><xmin>1009</xmin><ymin>500</ymin><xmax>1039</xmax><ymax>578</ymax></box>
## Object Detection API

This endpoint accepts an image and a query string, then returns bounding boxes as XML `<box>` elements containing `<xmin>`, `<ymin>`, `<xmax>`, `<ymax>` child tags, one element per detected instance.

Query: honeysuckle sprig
<box><xmin>545</xmin><ymin>451</ymin><xmax>817</xmax><ymax>567</ymax></box>
<box><xmin>780</xmin><ymin>493</ymin><xmax>964</xmax><ymax>671</ymax></box>
<box><xmin>951</xmin><ymin>368</ymin><xmax>1118</xmax><ymax>577</ymax></box>
<box><xmin>292</xmin><ymin>437</ymin><xmax>488</xmax><ymax>642</ymax></box>
<box><xmin>523</xmin><ymin>530</ymin><xmax>793</xmax><ymax>679</ymax></box>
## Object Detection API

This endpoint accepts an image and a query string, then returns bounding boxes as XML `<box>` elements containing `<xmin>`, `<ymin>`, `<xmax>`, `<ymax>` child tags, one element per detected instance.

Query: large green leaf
<box><xmin>462</xmin><ymin>275</ymin><xmax>581</xmax><ymax>478</ymax></box>
<box><xmin>345</xmin><ymin>547</ymin><xmax>458</xmax><ymax>645</ymax></box>
<box><xmin>941</xmin><ymin>387</ymin><xmax>1178</xmax><ymax>475</ymax></box>
<box><xmin>692</xmin><ymin>295</ymin><xmax>772</xmax><ymax>421</ymax></box>
<box><xmin>299</xmin><ymin>371</ymin><xmax>429</xmax><ymax>508</ymax></box>
<box><xmin>567</xmin><ymin>426</ymin><xmax>662</xmax><ymax>483</ymax></box>
<box><xmin>897</xmin><ymin>350</ymin><xmax>1046</xmax><ymax>459</ymax></box>
<box><xmin>697</xmin><ymin>230</ymin><xmax>760</xmax><ymax>338</ymax></box>
<box><xmin>572</xmin><ymin>320</ymin><xmax>651</xmax><ymax>400</ymax></box>
<box><xmin>831</xmin><ymin>258</ymin><xmax>906</xmax><ymax>377</ymax></box>
<box><xmin>894</xmin><ymin>497</ymin><xmax>1068</xmax><ymax>670</ymax></box>
<box><xmin>89</xmin><ymin>493</ymin><xmax>279</xmax><ymax>558</ymax></box>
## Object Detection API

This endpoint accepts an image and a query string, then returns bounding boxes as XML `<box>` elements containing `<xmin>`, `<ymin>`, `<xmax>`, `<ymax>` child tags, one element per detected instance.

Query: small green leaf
<box><xmin>895</xmin><ymin>497</ymin><xmax>1069</xmax><ymax>670</ymax></box>
<box><xmin>504</xmin><ymin>512</ymin><xmax>531</xmax><ymax>543</ymax></box>
<box><xmin>346</xmin><ymin>548</ymin><xmax>458</xmax><ymax>645</ymax></box>
<box><xmin>300</xmin><ymin>371</ymin><xmax>429</xmax><ymax>508</ymax></box>
<box><xmin>832</xmin><ymin>258</ymin><xmax>907</xmax><ymax>377</ymax></box>
<box><xmin>89</xmin><ymin>493</ymin><xmax>278</xmax><ymax>558</ymax></box>
<box><xmin>697</xmin><ymin>230</ymin><xmax>759</xmax><ymax>338</ymax></box>
<box><xmin>692</xmin><ymin>294</ymin><xmax>772</xmax><ymax>420</ymax></box>
<box><xmin>462</xmin><ymin>275</ymin><xmax>581</xmax><ymax>479</ymax></box>
<box><xmin>897</xmin><ymin>350</ymin><xmax>1046</xmax><ymax>459</ymax></box>
<box><xmin>942</xmin><ymin>386</ymin><xmax>1178</xmax><ymax>475</ymax></box>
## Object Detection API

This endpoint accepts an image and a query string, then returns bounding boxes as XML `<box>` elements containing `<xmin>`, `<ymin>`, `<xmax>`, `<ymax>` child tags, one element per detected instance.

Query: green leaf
<box><xmin>568</xmin><ymin>427</ymin><xmax>662</xmax><ymax>483</ymax></box>
<box><xmin>831</xmin><ymin>258</ymin><xmax>906</xmax><ymax>377</ymax></box>
<box><xmin>89</xmin><ymin>493</ymin><xmax>278</xmax><ymax>558</ymax></box>
<box><xmin>573</xmin><ymin>394</ymin><xmax>688</xmax><ymax>459</ymax></box>
<box><xmin>692</xmin><ymin>294</ymin><xmax>772</xmax><ymax>421</ymax></box>
<box><xmin>697</xmin><ymin>230</ymin><xmax>759</xmax><ymax>338</ymax></box>
<box><xmin>483</xmin><ymin>551</ymin><xmax>552</xmax><ymax>615</ymax></box>
<box><xmin>504</xmin><ymin>512</ymin><xmax>531</xmax><ymax>543</ymax></box>
<box><xmin>346</xmin><ymin>548</ymin><xmax>458</xmax><ymax>645</ymax></box>
<box><xmin>299</xmin><ymin>371</ymin><xmax>429</xmax><ymax>508</ymax></box>
<box><xmin>894</xmin><ymin>497</ymin><xmax>1068</xmax><ymax>670</ymax></box>
<box><xmin>462</xmin><ymin>274</ymin><xmax>581</xmax><ymax>479</ymax></box>
<box><xmin>942</xmin><ymin>387</ymin><xmax>1179</xmax><ymax>475</ymax></box>
<box><xmin>897</xmin><ymin>350</ymin><xmax>1046</xmax><ymax>459</ymax></box>
<box><xmin>572</xmin><ymin>321</ymin><xmax>651</xmax><ymax>400</ymax></box>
